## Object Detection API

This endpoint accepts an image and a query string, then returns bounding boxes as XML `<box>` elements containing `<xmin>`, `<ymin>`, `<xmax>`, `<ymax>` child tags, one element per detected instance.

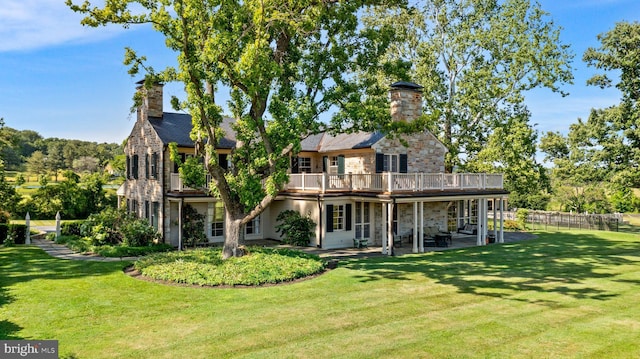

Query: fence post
<box><xmin>25</xmin><ymin>212</ymin><xmax>31</xmax><ymax>245</ymax></box>
<box><xmin>55</xmin><ymin>212</ymin><xmax>61</xmax><ymax>240</ymax></box>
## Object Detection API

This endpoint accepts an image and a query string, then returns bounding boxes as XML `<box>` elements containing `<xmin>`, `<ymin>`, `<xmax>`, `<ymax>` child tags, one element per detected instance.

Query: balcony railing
<box><xmin>285</xmin><ymin>172</ymin><xmax>503</xmax><ymax>193</ymax></box>
<box><xmin>170</xmin><ymin>173</ymin><xmax>212</xmax><ymax>192</ymax></box>
<box><xmin>171</xmin><ymin>172</ymin><xmax>504</xmax><ymax>194</ymax></box>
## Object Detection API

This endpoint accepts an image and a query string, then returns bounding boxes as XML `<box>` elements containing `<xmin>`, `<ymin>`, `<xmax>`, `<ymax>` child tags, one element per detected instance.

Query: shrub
<box><xmin>275</xmin><ymin>210</ymin><xmax>316</xmax><ymax>246</ymax></box>
<box><xmin>9</xmin><ymin>224</ymin><xmax>26</xmax><ymax>245</ymax></box>
<box><xmin>80</xmin><ymin>208</ymin><xmax>161</xmax><ymax>248</ymax></box>
<box><xmin>120</xmin><ymin>219</ymin><xmax>160</xmax><ymax>247</ymax></box>
<box><xmin>516</xmin><ymin>208</ymin><xmax>529</xmax><ymax>230</ymax></box>
<box><xmin>134</xmin><ymin>247</ymin><xmax>325</xmax><ymax>286</ymax></box>
<box><xmin>182</xmin><ymin>204</ymin><xmax>206</xmax><ymax>247</ymax></box>
<box><xmin>61</xmin><ymin>221</ymin><xmax>84</xmax><ymax>236</ymax></box>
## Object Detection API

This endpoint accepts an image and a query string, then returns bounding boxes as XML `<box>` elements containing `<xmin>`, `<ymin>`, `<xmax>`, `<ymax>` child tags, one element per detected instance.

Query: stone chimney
<box><xmin>390</xmin><ymin>81</ymin><xmax>423</xmax><ymax>122</ymax></box>
<box><xmin>136</xmin><ymin>80</ymin><xmax>164</xmax><ymax>120</ymax></box>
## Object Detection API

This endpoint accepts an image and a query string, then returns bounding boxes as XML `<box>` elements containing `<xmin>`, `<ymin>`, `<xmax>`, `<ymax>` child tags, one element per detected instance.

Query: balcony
<box><xmin>171</xmin><ymin>172</ymin><xmax>504</xmax><ymax>194</ymax></box>
<box><xmin>285</xmin><ymin>172</ymin><xmax>503</xmax><ymax>193</ymax></box>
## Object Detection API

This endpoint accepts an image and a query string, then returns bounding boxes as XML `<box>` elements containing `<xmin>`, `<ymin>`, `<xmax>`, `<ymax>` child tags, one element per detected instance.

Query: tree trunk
<box><xmin>222</xmin><ymin>212</ymin><xmax>245</xmax><ymax>259</ymax></box>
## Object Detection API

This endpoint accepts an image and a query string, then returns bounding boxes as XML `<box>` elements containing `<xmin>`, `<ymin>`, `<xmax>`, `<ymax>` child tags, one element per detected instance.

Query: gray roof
<box><xmin>149</xmin><ymin>113</ymin><xmax>236</xmax><ymax>148</ymax></box>
<box><xmin>306</xmin><ymin>131</ymin><xmax>385</xmax><ymax>153</ymax></box>
<box><xmin>150</xmin><ymin>113</ymin><xmax>383</xmax><ymax>151</ymax></box>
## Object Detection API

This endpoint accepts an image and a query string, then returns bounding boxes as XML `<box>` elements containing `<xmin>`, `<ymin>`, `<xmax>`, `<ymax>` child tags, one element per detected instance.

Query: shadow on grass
<box><xmin>0</xmin><ymin>246</ymin><xmax>128</xmax><ymax>340</ymax></box>
<box><xmin>341</xmin><ymin>231</ymin><xmax>640</xmax><ymax>305</ymax></box>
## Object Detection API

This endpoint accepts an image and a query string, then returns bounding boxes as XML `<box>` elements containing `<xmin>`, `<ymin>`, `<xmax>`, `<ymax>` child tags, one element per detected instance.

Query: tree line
<box><xmin>0</xmin><ymin>122</ymin><xmax>123</xmax><ymax>176</ymax></box>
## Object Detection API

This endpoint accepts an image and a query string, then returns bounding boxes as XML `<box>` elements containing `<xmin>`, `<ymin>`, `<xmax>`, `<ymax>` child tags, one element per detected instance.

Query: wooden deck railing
<box><xmin>170</xmin><ymin>172</ymin><xmax>504</xmax><ymax>193</ymax></box>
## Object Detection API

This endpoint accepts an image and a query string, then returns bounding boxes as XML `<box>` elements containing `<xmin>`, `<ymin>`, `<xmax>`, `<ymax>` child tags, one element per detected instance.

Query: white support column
<box><xmin>178</xmin><ymin>200</ymin><xmax>183</xmax><ymax>251</ymax></box>
<box><xmin>25</xmin><ymin>213</ymin><xmax>31</xmax><ymax>245</ymax></box>
<box><xmin>382</xmin><ymin>203</ymin><xmax>388</xmax><ymax>255</ymax></box>
<box><xmin>476</xmin><ymin>199</ymin><xmax>483</xmax><ymax>246</ymax></box>
<box><xmin>387</xmin><ymin>202</ymin><xmax>394</xmax><ymax>255</ymax></box>
<box><xmin>492</xmin><ymin>198</ymin><xmax>497</xmax><ymax>241</ymax></box>
<box><xmin>419</xmin><ymin>201</ymin><xmax>425</xmax><ymax>253</ymax></box>
<box><xmin>484</xmin><ymin>198</ymin><xmax>489</xmax><ymax>244</ymax></box>
<box><xmin>499</xmin><ymin>197</ymin><xmax>505</xmax><ymax>243</ymax></box>
<box><xmin>55</xmin><ymin>211</ymin><xmax>61</xmax><ymax>240</ymax></box>
<box><xmin>413</xmin><ymin>201</ymin><xmax>418</xmax><ymax>253</ymax></box>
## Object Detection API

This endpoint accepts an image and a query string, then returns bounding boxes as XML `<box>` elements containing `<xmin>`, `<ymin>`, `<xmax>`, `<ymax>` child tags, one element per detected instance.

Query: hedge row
<box><xmin>0</xmin><ymin>224</ymin><xmax>28</xmax><ymax>245</ymax></box>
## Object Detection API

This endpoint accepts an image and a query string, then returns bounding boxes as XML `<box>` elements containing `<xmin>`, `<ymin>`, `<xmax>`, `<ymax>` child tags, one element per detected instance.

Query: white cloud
<box><xmin>0</xmin><ymin>0</ymin><xmax>124</xmax><ymax>52</ymax></box>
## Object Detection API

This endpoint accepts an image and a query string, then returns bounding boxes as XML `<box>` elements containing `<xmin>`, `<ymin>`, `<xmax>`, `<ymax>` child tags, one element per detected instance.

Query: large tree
<box><xmin>361</xmin><ymin>0</ymin><xmax>572</xmax><ymax>206</ymax></box>
<box><xmin>579</xmin><ymin>21</ymin><xmax>640</xmax><ymax>188</ymax></box>
<box><xmin>68</xmin><ymin>0</ymin><xmax>398</xmax><ymax>258</ymax></box>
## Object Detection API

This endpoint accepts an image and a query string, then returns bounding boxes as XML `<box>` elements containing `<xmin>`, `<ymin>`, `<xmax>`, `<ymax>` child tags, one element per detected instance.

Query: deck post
<box><xmin>419</xmin><ymin>201</ymin><xmax>425</xmax><ymax>253</ymax></box>
<box><xmin>499</xmin><ymin>198</ymin><xmax>505</xmax><ymax>243</ymax></box>
<box><xmin>382</xmin><ymin>203</ymin><xmax>388</xmax><ymax>255</ymax></box>
<box><xmin>476</xmin><ymin>199</ymin><xmax>483</xmax><ymax>246</ymax></box>
<box><xmin>413</xmin><ymin>202</ymin><xmax>418</xmax><ymax>253</ymax></box>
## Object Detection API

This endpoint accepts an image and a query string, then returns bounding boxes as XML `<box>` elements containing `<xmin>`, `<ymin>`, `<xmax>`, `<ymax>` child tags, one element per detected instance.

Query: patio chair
<box><xmin>393</xmin><ymin>229</ymin><xmax>412</xmax><ymax>247</ymax></box>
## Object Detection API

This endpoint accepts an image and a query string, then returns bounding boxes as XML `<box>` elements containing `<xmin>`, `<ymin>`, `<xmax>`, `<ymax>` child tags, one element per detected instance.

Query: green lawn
<box><xmin>2</xmin><ymin>230</ymin><xmax>640</xmax><ymax>358</ymax></box>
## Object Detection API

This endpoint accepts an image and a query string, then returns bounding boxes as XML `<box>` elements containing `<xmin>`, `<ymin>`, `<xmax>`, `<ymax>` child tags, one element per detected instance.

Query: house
<box><xmin>117</xmin><ymin>80</ymin><xmax>509</xmax><ymax>254</ymax></box>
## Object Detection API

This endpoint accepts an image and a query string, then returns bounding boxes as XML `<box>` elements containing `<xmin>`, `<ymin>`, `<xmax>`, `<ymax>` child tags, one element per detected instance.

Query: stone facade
<box><xmin>372</xmin><ymin>133</ymin><xmax>447</xmax><ymax>173</ymax></box>
<box><xmin>390</xmin><ymin>86</ymin><xmax>423</xmax><ymax>122</ymax></box>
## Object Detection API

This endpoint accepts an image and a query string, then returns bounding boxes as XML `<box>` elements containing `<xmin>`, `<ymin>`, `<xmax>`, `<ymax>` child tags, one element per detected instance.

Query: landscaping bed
<box><xmin>133</xmin><ymin>247</ymin><xmax>326</xmax><ymax>286</ymax></box>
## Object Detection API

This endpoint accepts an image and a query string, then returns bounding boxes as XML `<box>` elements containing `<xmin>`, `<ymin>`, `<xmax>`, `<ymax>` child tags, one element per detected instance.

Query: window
<box><xmin>333</xmin><ymin>204</ymin><xmax>344</xmax><ymax>231</ymax></box>
<box><xmin>152</xmin><ymin>202</ymin><xmax>160</xmax><ymax>230</ymax></box>
<box><xmin>298</xmin><ymin>157</ymin><xmax>311</xmax><ymax>173</ymax></box>
<box><xmin>145</xmin><ymin>200</ymin><xmax>150</xmax><ymax>220</ymax></box>
<box><xmin>329</xmin><ymin>156</ymin><xmax>339</xmax><ymax>174</ymax></box>
<box><xmin>355</xmin><ymin>202</ymin><xmax>370</xmax><ymax>239</ymax></box>
<box><xmin>326</xmin><ymin>203</ymin><xmax>352</xmax><ymax>232</ymax></box>
<box><xmin>383</xmin><ymin>154</ymin><xmax>398</xmax><ymax>172</ymax></box>
<box><xmin>151</xmin><ymin>153</ymin><xmax>158</xmax><ymax>179</ymax></box>
<box><xmin>246</xmin><ymin>215</ymin><xmax>261</xmax><ymax>235</ymax></box>
<box><xmin>209</xmin><ymin>202</ymin><xmax>224</xmax><ymax>237</ymax></box>
<box><xmin>376</xmin><ymin>153</ymin><xmax>408</xmax><ymax>173</ymax></box>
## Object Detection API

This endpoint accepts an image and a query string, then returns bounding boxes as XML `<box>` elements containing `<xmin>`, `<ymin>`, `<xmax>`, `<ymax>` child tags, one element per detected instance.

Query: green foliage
<box><xmin>92</xmin><ymin>243</ymin><xmax>172</xmax><ymax>258</ymax></box>
<box><xmin>516</xmin><ymin>208</ymin><xmax>529</xmax><ymax>229</ymax></box>
<box><xmin>134</xmin><ymin>247</ymin><xmax>325</xmax><ymax>286</ymax></box>
<box><xmin>120</xmin><ymin>219</ymin><xmax>161</xmax><ymax>247</ymax></box>
<box><xmin>18</xmin><ymin>171</ymin><xmax>114</xmax><ymax>219</ymax></box>
<box><xmin>363</xmin><ymin>0</ymin><xmax>573</xmax><ymax>173</ymax></box>
<box><xmin>61</xmin><ymin>221</ymin><xmax>84</xmax><ymax>236</ymax></box>
<box><xmin>81</xmin><ymin>208</ymin><xmax>160</xmax><ymax>247</ymax></box>
<box><xmin>182</xmin><ymin>204</ymin><xmax>207</xmax><ymax>248</ymax></box>
<box><xmin>275</xmin><ymin>210</ymin><xmax>316</xmax><ymax>246</ymax></box>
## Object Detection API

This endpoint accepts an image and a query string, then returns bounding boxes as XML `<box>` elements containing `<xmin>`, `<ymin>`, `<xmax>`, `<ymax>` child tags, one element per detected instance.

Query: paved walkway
<box><xmin>30</xmin><ymin>237</ymin><xmax>138</xmax><ymax>262</ymax></box>
<box><xmin>28</xmin><ymin>231</ymin><xmax>536</xmax><ymax>262</ymax></box>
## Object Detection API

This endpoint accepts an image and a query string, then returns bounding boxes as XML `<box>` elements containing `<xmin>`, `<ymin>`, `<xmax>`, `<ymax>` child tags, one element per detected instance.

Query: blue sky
<box><xmin>1</xmin><ymin>0</ymin><xmax>639</xmax><ymax>144</ymax></box>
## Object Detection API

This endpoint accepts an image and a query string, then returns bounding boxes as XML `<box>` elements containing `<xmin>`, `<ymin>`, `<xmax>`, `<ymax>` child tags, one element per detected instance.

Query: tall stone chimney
<box><xmin>136</xmin><ymin>80</ymin><xmax>164</xmax><ymax>120</ymax></box>
<box><xmin>390</xmin><ymin>81</ymin><xmax>423</xmax><ymax>122</ymax></box>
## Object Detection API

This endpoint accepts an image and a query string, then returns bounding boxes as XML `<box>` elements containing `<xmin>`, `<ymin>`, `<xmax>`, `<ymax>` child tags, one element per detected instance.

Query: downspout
<box><xmin>317</xmin><ymin>194</ymin><xmax>323</xmax><ymax>248</ymax></box>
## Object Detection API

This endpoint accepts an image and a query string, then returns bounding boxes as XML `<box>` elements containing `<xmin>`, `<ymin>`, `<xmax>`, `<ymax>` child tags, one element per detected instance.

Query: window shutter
<box><xmin>399</xmin><ymin>154</ymin><xmax>408</xmax><ymax>173</ymax></box>
<box><xmin>132</xmin><ymin>155</ymin><xmax>139</xmax><ymax>179</ymax></box>
<box><xmin>345</xmin><ymin>203</ymin><xmax>352</xmax><ymax>231</ymax></box>
<box><xmin>291</xmin><ymin>156</ymin><xmax>299</xmax><ymax>174</ymax></box>
<box><xmin>145</xmin><ymin>154</ymin><xmax>150</xmax><ymax>179</ymax></box>
<box><xmin>126</xmin><ymin>156</ymin><xmax>131</xmax><ymax>179</ymax></box>
<box><xmin>326</xmin><ymin>204</ymin><xmax>334</xmax><ymax>232</ymax></box>
<box><xmin>322</xmin><ymin>156</ymin><xmax>328</xmax><ymax>173</ymax></box>
<box><xmin>219</xmin><ymin>154</ymin><xmax>228</xmax><ymax>170</ymax></box>
<box><xmin>375</xmin><ymin>153</ymin><xmax>384</xmax><ymax>173</ymax></box>
<box><xmin>337</xmin><ymin>155</ymin><xmax>345</xmax><ymax>175</ymax></box>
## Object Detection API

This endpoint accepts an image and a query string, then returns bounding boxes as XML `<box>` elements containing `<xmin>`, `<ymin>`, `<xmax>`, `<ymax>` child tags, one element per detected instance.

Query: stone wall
<box><xmin>372</xmin><ymin>132</ymin><xmax>447</xmax><ymax>173</ymax></box>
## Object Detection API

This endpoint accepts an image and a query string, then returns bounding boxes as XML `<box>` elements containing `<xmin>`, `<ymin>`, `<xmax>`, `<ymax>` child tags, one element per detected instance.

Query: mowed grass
<box><xmin>2</xmin><ymin>230</ymin><xmax>640</xmax><ymax>358</ymax></box>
